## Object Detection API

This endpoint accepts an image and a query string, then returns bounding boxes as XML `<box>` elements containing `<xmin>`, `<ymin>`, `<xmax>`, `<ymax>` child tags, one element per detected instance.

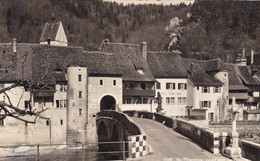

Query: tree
<box><xmin>0</xmin><ymin>80</ymin><xmax>49</xmax><ymax>124</ymax></box>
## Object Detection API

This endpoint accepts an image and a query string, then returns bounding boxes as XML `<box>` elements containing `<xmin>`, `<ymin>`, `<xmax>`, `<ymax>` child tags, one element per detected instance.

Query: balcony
<box><xmin>33</xmin><ymin>90</ymin><xmax>54</xmax><ymax>97</ymax></box>
<box><xmin>229</xmin><ymin>93</ymin><xmax>248</xmax><ymax>100</ymax></box>
<box><xmin>123</xmin><ymin>88</ymin><xmax>155</xmax><ymax>97</ymax></box>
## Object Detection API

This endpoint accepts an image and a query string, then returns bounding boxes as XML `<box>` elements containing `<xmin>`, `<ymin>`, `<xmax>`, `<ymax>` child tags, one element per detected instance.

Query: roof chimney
<box><xmin>141</xmin><ymin>42</ymin><xmax>147</xmax><ymax>61</ymax></box>
<box><xmin>251</xmin><ymin>49</ymin><xmax>254</xmax><ymax>65</ymax></box>
<box><xmin>189</xmin><ymin>63</ymin><xmax>194</xmax><ymax>76</ymax></box>
<box><xmin>51</xmin><ymin>13</ymin><xmax>56</xmax><ymax>23</ymax></box>
<box><xmin>242</xmin><ymin>48</ymin><xmax>245</xmax><ymax>58</ymax></box>
<box><xmin>13</xmin><ymin>38</ymin><xmax>17</xmax><ymax>53</ymax></box>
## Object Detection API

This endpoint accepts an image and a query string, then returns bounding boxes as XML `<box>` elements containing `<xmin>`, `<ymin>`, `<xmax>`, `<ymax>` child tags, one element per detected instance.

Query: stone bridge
<box><xmin>96</xmin><ymin>110</ymin><xmax>148</xmax><ymax>159</ymax></box>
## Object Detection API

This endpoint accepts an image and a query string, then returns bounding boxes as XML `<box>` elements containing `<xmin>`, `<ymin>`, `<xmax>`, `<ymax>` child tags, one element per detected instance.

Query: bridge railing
<box><xmin>123</xmin><ymin>110</ymin><xmax>176</xmax><ymax>129</ymax></box>
<box><xmin>123</xmin><ymin>110</ymin><xmax>220</xmax><ymax>154</ymax></box>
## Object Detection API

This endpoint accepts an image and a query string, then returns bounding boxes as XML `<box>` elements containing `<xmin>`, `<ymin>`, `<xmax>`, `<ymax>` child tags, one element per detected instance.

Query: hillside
<box><xmin>0</xmin><ymin>0</ymin><xmax>189</xmax><ymax>51</ymax></box>
<box><xmin>1</xmin><ymin>0</ymin><xmax>260</xmax><ymax>63</ymax></box>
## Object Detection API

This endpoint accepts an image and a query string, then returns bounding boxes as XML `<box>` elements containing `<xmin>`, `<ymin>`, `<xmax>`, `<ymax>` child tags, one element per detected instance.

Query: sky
<box><xmin>103</xmin><ymin>0</ymin><xmax>195</xmax><ymax>5</ymax></box>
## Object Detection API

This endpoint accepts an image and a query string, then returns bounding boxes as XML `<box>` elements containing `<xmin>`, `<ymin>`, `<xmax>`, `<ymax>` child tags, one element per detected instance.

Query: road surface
<box><xmin>131</xmin><ymin>117</ymin><xmax>229</xmax><ymax>161</ymax></box>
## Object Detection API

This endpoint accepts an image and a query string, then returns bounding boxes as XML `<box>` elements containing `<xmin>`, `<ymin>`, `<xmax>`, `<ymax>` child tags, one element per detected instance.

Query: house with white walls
<box><xmin>146</xmin><ymin>51</ymin><xmax>191</xmax><ymax>116</ymax></box>
<box><xmin>182</xmin><ymin>59</ymin><xmax>228</xmax><ymax>122</ymax></box>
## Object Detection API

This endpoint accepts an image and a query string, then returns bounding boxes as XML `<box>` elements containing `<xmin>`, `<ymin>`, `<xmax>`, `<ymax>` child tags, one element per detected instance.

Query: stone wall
<box><xmin>239</xmin><ymin>140</ymin><xmax>260</xmax><ymax>161</ymax></box>
<box><xmin>124</xmin><ymin>110</ymin><xmax>219</xmax><ymax>154</ymax></box>
<box><xmin>175</xmin><ymin>119</ymin><xmax>220</xmax><ymax>154</ymax></box>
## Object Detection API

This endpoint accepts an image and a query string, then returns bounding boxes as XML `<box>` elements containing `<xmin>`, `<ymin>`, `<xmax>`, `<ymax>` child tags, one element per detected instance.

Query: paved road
<box><xmin>131</xmin><ymin>117</ymin><xmax>229</xmax><ymax>161</ymax></box>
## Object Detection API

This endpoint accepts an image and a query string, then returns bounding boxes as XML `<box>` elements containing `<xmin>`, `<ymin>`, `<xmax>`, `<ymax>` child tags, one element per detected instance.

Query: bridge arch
<box><xmin>100</xmin><ymin>95</ymin><xmax>116</xmax><ymax>111</ymax></box>
<box><xmin>112</xmin><ymin>124</ymin><xmax>119</xmax><ymax>141</ymax></box>
<box><xmin>97</xmin><ymin>121</ymin><xmax>109</xmax><ymax>142</ymax></box>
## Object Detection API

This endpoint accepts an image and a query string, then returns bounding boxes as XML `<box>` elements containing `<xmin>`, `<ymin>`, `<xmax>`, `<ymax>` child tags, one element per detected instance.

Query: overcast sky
<box><xmin>103</xmin><ymin>0</ymin><xmax>195</xmax><ymax>5</ymax></box>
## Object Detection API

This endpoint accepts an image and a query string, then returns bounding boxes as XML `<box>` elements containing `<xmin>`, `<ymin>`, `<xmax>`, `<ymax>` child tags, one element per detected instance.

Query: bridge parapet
<box><xmin>123</xmin><ymin>110</ymin><xmax>220</xmax><ymax>154</ymax></box>
<box><xmin>96</xmin><ymin>110</ymin><xmax>148</xmax><ymax>159</ymax></box>
<box><xmin>97</xmin><ymin>110</ymin><xmax>143</xmax><ymax>135</ymax></box>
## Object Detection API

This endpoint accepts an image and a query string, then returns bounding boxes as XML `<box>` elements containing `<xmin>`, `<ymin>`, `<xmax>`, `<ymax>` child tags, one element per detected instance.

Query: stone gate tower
<box><xmin>66</xmin><ymin>66</ymin><xmax>88</xmax><ymax>144</ymax></box>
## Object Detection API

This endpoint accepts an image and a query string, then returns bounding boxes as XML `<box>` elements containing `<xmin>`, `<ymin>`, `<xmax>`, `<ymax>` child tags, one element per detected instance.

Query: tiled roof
<box><xmin>39</xmin><ymin>21</ymin><xmax>60</xmax><ymax>42</ymax></box>
<box><xmin>0</xmin><ymin>43</ymin><xmax>34</xmax><ymax>82</ymax></box>
<box><xmin>225</xmin><ymin>64</ymin><xmax>248</xmax><ymax>90</ymax></box>
<box><xmin>205</xmin><ymin>58</ymin><xmax>227</xmax><ymax>72</ymax></box>
<box><xmin>147</xmin><ymin>51</ymin><xmax>188</xmax><ymax>78</ymax></box>
<box><xmin>236</xmin><ymin>66</ymin><xmax>260</xmax><ymax>85</ymax></box>
<box><xmin>84</xmin><ymin>51</ymin><xmax>123</xmax><ymax>76</ymax></box>
<box><xmin>182</xmin><ymin>58</ymin><xmax>223</xmax><ymax>86</ymax></box>
<box><xmin>0</xmin><ymin>43</ymin><xmax>124</xmax><ymax>84</ymax></box>
<box><xmin>101</xmin><ymin>42</ymin><xmax>155</xmax><ymax>82</ymax></box>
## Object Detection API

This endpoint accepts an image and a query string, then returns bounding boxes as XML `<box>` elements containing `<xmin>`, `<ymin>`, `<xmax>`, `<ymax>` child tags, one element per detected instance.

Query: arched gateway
<box><xmin>100</xmin><ymin>95</ymin><xmax>116</xmax><ymax>111</ymax></box>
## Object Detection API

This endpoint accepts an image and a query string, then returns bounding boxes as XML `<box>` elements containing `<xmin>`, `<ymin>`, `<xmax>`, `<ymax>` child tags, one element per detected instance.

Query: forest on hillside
<box><xmin>1</xmin><ymin>0</ymin><xmax>260</xmax><ymax>63</ymax></box>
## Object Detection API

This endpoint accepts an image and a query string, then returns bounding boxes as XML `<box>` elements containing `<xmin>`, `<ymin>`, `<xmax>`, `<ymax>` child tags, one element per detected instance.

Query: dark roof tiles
<box><xmin>147</xmin><ymin>51</ymin><xmax>187</xmax><ymax>78</ymax></box>
<box><xmin>182</xmin><ymin>58</ymin><xmax>223</xmax><ymax>86</ymax></box>
<box><xmin>101</xmin><ymin>42</ymin><xmax>155</xmax><ymax>82</ymax></box>
<box><xmin>39</xmin><ymin>21</ymin><xmax>60</xmax><ymax>42</ymax></box>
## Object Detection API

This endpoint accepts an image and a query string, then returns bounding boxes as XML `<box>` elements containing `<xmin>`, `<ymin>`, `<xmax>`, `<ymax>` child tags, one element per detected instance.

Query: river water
<box><xmin>0</xmin><ymin>150</ymin><xmax>123</xmax><ymax>161</ymax></box>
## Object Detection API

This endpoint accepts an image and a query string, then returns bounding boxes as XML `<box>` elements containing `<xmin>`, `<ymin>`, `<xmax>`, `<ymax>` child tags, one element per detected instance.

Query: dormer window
<box><xmin>55</xmin><ymin>68</ymin><xmax>62</xmax><ymax>72</ymax></box>
<box><xmin>47</xmin><ymin>39</ymin><xmax>51</xmax><ymax>45</ymax></box>
<box><xmin>137</xmin><ymin>69</ymin><xmax>144</xmax><ymax>75</ymax></box>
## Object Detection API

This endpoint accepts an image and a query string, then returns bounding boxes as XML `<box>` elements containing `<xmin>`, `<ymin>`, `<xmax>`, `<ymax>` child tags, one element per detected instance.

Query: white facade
<box><xmin>40</xmin><ymin>22</ymin><xmax>68</xmax><ymax>47</ymax></box>
<box><xmin>0</xmin><ymin>83</ymin><xmax>67</xmax><ymax>146</ymax></box>
<box><xmin>192</xmin><ymin>85</ymin><xmax>223</xmax><ymax>121</ymax></box>
<box><xmin>153</xmin><ymin>78</ymin><xmax>189</xmax><ymax>116</ymax></box>
<box><xmin>87</xmin><ymin>76</ymin><xmax>123</xmax><ymax>143</ymax></box>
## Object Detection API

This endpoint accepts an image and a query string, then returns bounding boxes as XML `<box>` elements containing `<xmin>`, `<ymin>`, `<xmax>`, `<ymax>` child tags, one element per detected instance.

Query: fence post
<box><xmin>122</xmin><ymin>141</ymin><xmax>126</xmax><ymax>161</ymax></box>
<box><xmin>37</xmin><ymin>144</ymin><xmax>40</xmax><ymax>161</ymax></box>
<box><xmin>82</xmin><ymin>143</ymin><xmax>85</xmax><ymax>161</ymax></box>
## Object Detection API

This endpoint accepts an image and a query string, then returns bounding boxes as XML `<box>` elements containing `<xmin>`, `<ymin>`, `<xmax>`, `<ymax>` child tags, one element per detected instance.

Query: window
<box><xmin>137</xmin><ymin>98</ymin><xmax>142</xmax><ymax>104</ymax></box>
<box><xmin>64</xmin><ymin>100</ymin><xmax>67</xmax><ymax>107</ymax></box>
<box><xmin>166</xmin><ymin>83</ymin><xmax>175</xmax><ymax>90</ymax></box>
<box><xmin>123</xmin><ymin>98</ymin><xmax>131</xmax><ymax>104</ymax></box>
<box><xmin>59</xmin><ymin>84</ymin><xmax>67</xmax><ymax>92</ymax></box>
<box><xmin>60</xmin><ymin>100</ymin><xmax>63</xmax><ymax>108</ymax></box>
<box><xmin>171</xmin><ymin>97</ymin><xmax>175</xmax><ymax>104</ymax></box>
<box><xmin>46</xmin><ymin>120</ymin><xmax>49</xmax><ymax>126</ymax></box>
<box><xmin>141</xmin><ymin>83</ymin><xmax>146</xmax><ymax>90</ymax></box>
<box><xmin>156</xmin><ymin>82</ymin><xmax>161</xmax><ymax>89</ymax></box>
<box><xmin>178</xmin><ymin>83</ymin><xmax>187</xmax><ymax>90</ymax></box>
<box><xmin>24</xmin><ymin>101</ymin><xmax>29</xmax><ymax>109</ymax></box>
<box><xmin>113</xmin><ymin>80</ymin><xmax>116</xmax><ymax>86</ymax></box>
<box><xmin>0</xmin><ymin>118</ymin><xmax>4</xmax><ymax>126</ymax></box>
<box><xmin>56</xmin><ymin>100</ymin><xmax>60</xmax><ymax>108</ymax></box>
<box><xmin>56</xmin><ymin>100</ymin><xmax>66</xmax><ymax>108</ymax></box>
<box><xmin>143</xmin><ymin>98</ymin><xmax>148</xmax><ymax>104</ymax></box>
<box><xmin>166</xmin><ymin>83</ymin><xmax>171</xmax><ymax>89</ymax></box>
<box><xmin>78</xmin><ymin>74</ymin><xmax>82</xmax><ymax>82</ymax></box>
<box><xmin>79</xmin><ymin>109</ymin><xmax>82</xmax><ymax>115</ymax></box>
<box><xmin>100</xmin><ymin>80</ymin><xmax>103</xmax><ymax>86</ymax></box>
<box><xmin>60</xmin><ymin>120</ymin><xmax>63</xmax><ymax>125</ymax></box>
<box><xmin>166</xmin><ymin>97</ymin><xmax>175</xmax><ymax>104</ymax></box>
<box><xmin>166</xmin><ymin>97</ymin><xmax>170</xmax><ymax>104</ymax></box>
<box><xmin>201</xmin><ymin>101</ymin><xmax>211</xmax><ymax>108</ymax></box>
<box><xmin>202</xmin><ymin>87</ymin><xmax>210</xmax><ymax>93</ymax></box>
<box><xmin>79</xmin><ymin>91</ymin><xmax>82</xmax><ymax>98</ymax></box>
<box><xmin>178</xmin><ymin>97</ymin><xmax>187</xmax><ymax>104</ymax></box>
<box><xmin>214</xmin><ymin>87</ymin><xmax>221</xmax><ymax>93</ymax></box>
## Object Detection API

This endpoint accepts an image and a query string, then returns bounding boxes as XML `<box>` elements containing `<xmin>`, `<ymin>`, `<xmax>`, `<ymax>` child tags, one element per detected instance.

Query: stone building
<box><xmin>101</xmin><ymin>42</ymin><xmax>156</xmax><ymax>112</ymax></box>
<box><xmin>146</xmin><ymin>51</ymin><xmax>190</xmax><ymax>116</ymax></box>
